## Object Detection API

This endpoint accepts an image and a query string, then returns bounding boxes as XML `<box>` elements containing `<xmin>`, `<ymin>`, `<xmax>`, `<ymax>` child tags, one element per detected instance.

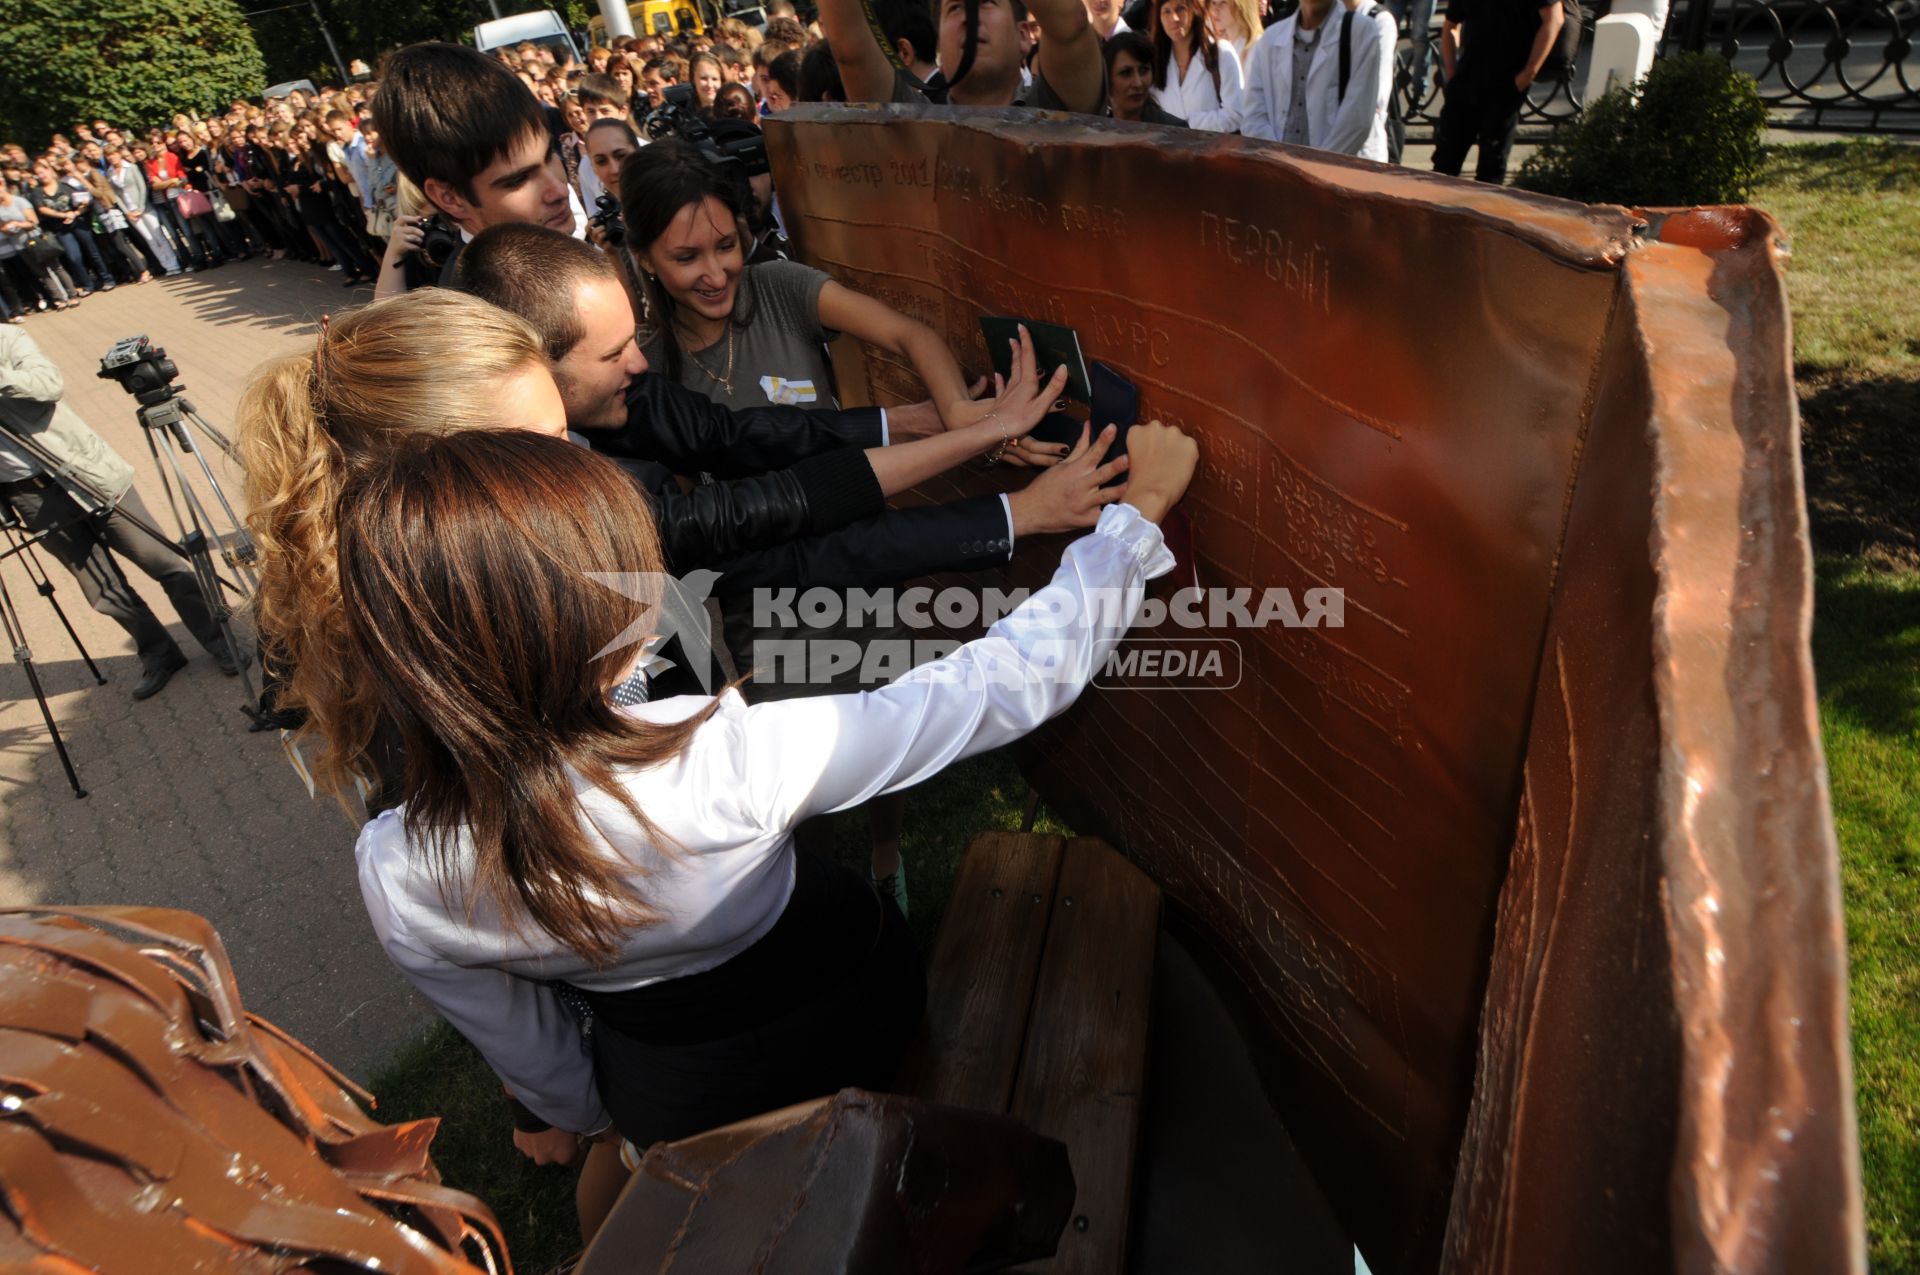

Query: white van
<box><xmin>474</xmin><ymin>10</ymin><xmax>582</xmax><ymax>62</ymax></box>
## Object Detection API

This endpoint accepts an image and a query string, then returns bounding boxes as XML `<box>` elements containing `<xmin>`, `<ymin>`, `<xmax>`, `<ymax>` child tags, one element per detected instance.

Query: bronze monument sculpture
<box><xmin>763</xmin><ymin>106</ymin><xmax>1864</xmax><ymax>1275</ymax></box>
<box><xmin>0</xmin><ymin>906</ymin><xmax>510</xmax><ymax>1273</ymax></box>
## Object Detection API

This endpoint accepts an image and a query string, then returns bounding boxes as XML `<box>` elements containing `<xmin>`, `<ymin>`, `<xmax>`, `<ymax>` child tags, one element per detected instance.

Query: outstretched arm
<box><xmin>817</xmin><ymin>0</ymin><xmax>907</xmax><ymax>103</ymax></box>
<box><xmin>594</xmin><ymin>373</ymin><xmax>885</xmax><ymax>475</ymax></box>
<box><xmin>818</xmin><ymin>281</ymin><xmax>972</xmax><ymax>423</ymax></box>
<box><xmin>1031</xmin><ymin>0</ymin><xmax>1107</xmax><ymax>114</ymax></box>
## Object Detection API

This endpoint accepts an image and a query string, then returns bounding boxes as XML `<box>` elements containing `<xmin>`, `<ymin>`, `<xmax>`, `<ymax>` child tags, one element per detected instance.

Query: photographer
<box><xmin>371</xmin><ymin>43</ymin><xmax>586</xmax><ymax>298</ymax></box>
<box><xmin>0</xmin><ymin>326</ymin><xmax>240</xmax><ymax>699</ymax></box>
<box><xmin>583</xmin><ymin>118</ymin><xmax>640</xmax><ymax>234</ymax></box>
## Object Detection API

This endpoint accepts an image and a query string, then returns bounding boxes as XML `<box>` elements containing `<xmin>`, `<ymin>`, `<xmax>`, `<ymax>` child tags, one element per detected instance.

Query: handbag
<box><xmin>97</xmin><ymin>205</ymin><xmax>129</xmax><ymax>234</ymax></box>
<box><xmin>210</xmin><ymin>186</ymin><xmax>238</xmax><ymax>222</ymax></box>
<box><xmin>175</xmin><ymin>188</ymin><xmax>215</xmax><ymax>219</ymax></box>
<box><xmin>21</xmin><ymin>228</ymin><xmax>62</xmax><ymax>271</ymax></box>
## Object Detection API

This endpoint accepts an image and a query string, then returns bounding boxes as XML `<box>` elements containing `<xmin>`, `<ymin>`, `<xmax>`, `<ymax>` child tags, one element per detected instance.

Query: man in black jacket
<box><xmin>457</xmin><ymin>225</ymin><xmax>1117</xmax><ymax>598</ymax></box>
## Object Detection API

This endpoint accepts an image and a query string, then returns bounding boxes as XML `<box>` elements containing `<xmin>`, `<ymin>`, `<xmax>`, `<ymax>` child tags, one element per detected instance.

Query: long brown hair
<box><xmin>237</xmin><ymin>290</ymin><xmax>550</xmax><ymax>800</ymax></box>
<box><xmin>1151</xmin><ymin>0</ymin><xmax>1223</xmax><ymax>95</ymax></box>
<box><xmin>336</xmin><ymin>431</ymin><xmax>718</xmax><ymax>964</ymax></box>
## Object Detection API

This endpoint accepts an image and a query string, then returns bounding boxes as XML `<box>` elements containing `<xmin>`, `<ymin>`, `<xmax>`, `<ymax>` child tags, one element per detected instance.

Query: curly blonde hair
<box><xmin>237</xmin><ymin>290</ymin><xmax>549</xmax><ymax>801</ymax></box>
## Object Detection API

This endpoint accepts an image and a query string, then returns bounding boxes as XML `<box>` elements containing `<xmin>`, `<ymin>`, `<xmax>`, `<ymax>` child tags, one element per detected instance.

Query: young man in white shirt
<box><xmin>323</xmin><ymin>109</ymin><xmax>374</xmax><ymax>233</ymax></box>
<box><xmin>1241</xmin><ymin>0</ymin><xmax>1397</xmax><ymax>161</ymax></box>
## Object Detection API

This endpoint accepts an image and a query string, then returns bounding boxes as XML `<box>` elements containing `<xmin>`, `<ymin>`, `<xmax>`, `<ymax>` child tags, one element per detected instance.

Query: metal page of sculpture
<box><xmin>764</xmin><ymin>107</ymin><xmax>1862</xmax><ymax>1275</ymax></box>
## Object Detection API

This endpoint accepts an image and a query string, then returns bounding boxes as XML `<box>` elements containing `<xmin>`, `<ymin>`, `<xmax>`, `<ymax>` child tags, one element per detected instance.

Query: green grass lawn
<box><xmin>1750</xmin><ymin>137</ymin><xmax>1920</xmax><ymax>1272</ymax></box>
<box><xmin>368</xmin><ymin>141</ymin><xmax>1920</xmax><ymax>1273</ymax></box>
<box><xmin>1813</xmin><ymin>559</ymin><xmax>1920</xmax><ymax>1273</ymax></box>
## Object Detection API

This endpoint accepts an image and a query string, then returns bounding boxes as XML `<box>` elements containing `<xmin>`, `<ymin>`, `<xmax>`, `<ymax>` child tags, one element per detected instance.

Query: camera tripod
<box><xmin>128</xmin><ymin>386</ymin><xmax>265</xmax><ymax>723</ymax></box>
<box><xmin>1</xmin><ymin>377</ymin><xmax>263</xmax><ymax>735</ymax></box>
<box><xmin>0</xmin><ymin>504</ymin><xmax>108</xmax><ymax>798</ymax></box>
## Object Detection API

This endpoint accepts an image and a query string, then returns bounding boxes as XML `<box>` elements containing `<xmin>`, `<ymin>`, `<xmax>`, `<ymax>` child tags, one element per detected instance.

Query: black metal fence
<box><xmin>1393</xmin><ymin>0</ymin><xmax>1920</xmax><ymax>138</ymax></box>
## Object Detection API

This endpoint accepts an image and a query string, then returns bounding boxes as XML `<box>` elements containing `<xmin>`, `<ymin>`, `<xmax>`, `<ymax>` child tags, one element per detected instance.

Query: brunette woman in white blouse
<box><xmin>342</xmin><ymin>421</ymin><xmax>1196</xmax><ymax>1168</ymax></box>
<box><xmin>1149</xmin><ymin>0</ymin><xmax>1245</xmax><ymax>132</ymax></box>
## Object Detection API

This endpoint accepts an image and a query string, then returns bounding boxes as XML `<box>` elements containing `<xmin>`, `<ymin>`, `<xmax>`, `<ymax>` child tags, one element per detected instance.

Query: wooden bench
<box><xmin>899</xmin><ymin>831</ymin><xmax>1162</xmax><ymax>1274</ymax></box>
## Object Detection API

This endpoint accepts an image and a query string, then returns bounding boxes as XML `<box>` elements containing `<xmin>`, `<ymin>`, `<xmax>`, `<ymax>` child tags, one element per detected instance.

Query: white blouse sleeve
<box><xmin>1192</xmin><ymin>44</ymin><xmax>1246</xmax><ymax>133</ymax></box>
<box><xmin>1239</xmin><ymin>33</ymin><xmax>1276</xmax><ymax>140</ymax></box>
<box><xmin>730</xmin><ymin>502</ymin><xmax>1175</xmax><ymax>831</ymax></box>
<box><xmin>356</xmin><ymin>824</ymin><xmax>611</xmax><ymax>1136</ymax></box>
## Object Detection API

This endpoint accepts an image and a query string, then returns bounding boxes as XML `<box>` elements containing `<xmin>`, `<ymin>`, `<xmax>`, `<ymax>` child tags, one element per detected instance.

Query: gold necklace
<box><xmin>686</xmin><ymin>323</ymin><xmax>736</xmax><ymax>397</ymax></box>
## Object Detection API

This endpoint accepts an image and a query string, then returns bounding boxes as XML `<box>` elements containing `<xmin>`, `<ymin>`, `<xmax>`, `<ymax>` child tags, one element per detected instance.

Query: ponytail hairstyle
<box><xmin>617</xmin><ymin>138</ymin><xmax>760</xmax><ymax>383</ymax></box>
<box><xmin>1150</xmin><ymin>0</ymin><xmax>1222</xmax><ymax>96</ymax></box>
<box><xmin>336</xmin><ymin>431</ymin><xmax>719</xmax><ymax>963</ymax></box>
<box><xmin>237</xmin><ymin>290</ymin><xmax>550</xmax><ymax>802</ymax></box>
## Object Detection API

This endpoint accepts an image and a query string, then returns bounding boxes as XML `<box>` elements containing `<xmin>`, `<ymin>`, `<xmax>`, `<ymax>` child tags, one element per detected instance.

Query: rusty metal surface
<box><xmin>0</xmin><ymin>906</ymin><xmax>507</xmax><ymax>1274</ymax></box>
<box><xmin>767</xmin><ymin>108</ymin><xmax>1861</xmax><ymax>1273</ymax></box>
<box><xmin>578</xmin><ymin>1088</ymin><xmax>1075</xmax><ymax>1274</ymax></box>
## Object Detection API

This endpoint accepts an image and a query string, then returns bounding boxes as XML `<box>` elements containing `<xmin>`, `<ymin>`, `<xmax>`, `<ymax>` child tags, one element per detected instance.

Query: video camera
<box><xmin>97</xmin><ymin>336</ymin><xmax>182</xmax><ymax>406</ymax></box>
<box><xmin>642</xmin><ymin>84</ymin><xmax>769</xmax><ymax>182</ymax></box>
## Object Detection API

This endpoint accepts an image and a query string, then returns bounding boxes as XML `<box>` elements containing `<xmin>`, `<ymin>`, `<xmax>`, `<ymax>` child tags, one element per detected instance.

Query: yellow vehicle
<box><xmin>588</xmin><ymin>0</ymin><xmax>706</xmax><ymax>45</ymax></box>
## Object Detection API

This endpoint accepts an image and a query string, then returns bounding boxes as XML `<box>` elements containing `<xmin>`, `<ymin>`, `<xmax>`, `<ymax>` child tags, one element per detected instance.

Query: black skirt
<box><xmin>579</xmin><ymin>849</ymin><xmax>926</xmax><ymax>1149</ymax></box>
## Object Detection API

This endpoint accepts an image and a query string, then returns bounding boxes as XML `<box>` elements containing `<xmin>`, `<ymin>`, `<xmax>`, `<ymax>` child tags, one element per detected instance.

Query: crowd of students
<box><xmin>0</xmin><ymin>87</ymin><xmax>405</xmax><ymax>319</ymax></box>
<box><xmin>0</xmin><ymin>0</ymin><xmax>1564</xmax><ymax>327</ymax></box>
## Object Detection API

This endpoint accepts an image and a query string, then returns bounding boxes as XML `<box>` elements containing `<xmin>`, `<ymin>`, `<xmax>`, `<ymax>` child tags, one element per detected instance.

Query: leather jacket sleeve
<box><xmin>585</xmin><ymin>373</ymin><xmax>885</xmax><ymax>478</ymax></box>
<box><xmin>613</xmin><ymin>448</ymin><xmax>885</xmax><ymax>574</ymax></box>
<box><xmin>710</xmin><ymin>494</ymin><xmax>1015</xmax><ymax>595</ymax></box>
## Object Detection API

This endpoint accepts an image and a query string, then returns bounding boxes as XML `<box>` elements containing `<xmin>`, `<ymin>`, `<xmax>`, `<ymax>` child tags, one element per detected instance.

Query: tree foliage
<box><xmin>0</xmin><ymin>0</ymin><xmax>267</xmax><ymax>146</ymax></box>
<box><xmin>1516</xmin><ymin>53</ymin><xmax>1770</xmax><ymax>208</ymax></box>
<box><xmin>251</xmin><ymin>0</ymin><xmax>490</xmax><ymax>87</ymax></box>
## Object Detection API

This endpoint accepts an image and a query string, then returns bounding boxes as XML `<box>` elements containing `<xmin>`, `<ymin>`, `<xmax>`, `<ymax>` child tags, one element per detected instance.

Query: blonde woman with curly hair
<box><xmin>237</xmin><ymin>289</ymin><xmax>564</xmax><ymax>804</ymax></box>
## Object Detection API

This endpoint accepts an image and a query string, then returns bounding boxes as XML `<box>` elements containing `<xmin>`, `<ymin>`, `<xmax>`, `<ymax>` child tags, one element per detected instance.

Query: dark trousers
<box><xmin>583</xmin><ymin>851</ymin><xmax>926</xmax><ymax>1149</ymax></box>
<box><xmin>99</xmin><ymin>227</ymin><xmax>149</xmax><ymax>280</ymax></box>
<box><xmin>0</xmin><ymin>257</ymin><xmax>26</xmax><ymax>317</ymax></box>
<box><xmin>173</xmin><ymin>205</ymin><xmax>223</xmax><ymax>265</ymax></box>
<box><xmin>54</xmin><ymin>227</ymin><xmax>109</xmax><ymax>290</ymax></box>
<box><xmin>1432</xmin><ymin>74</ymin><xmax>1527</xmax><ymax>183</ymax></box>
<box><xmin>307</xmin><ymin>218</ymin><xmax>375</xmax><ymax>276</ymax></box>
<box><xmin>1</xmin><ymin>256</ymin><xmax>45</xmax><ymax>308</ymax></box>
<box><xmin>2</xmin><ymin>480</ymin><xmax>224</xmax><ymax>668</ymax></box>
<box><xmin>241</xmin><ymin>200</ymin><xmax>285</xmax><ymax>251</ymax></box>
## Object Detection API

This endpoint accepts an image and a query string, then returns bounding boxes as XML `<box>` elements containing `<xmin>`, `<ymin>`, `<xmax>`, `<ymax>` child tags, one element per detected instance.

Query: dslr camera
<box><xmin>409</xmin><ymin>212</ymin><xmax>464</xmax><ymax>273</ymax></box>
<box><xmin>589</xmin><ymin>193</ymin><xmax>625</xmax><ymax>248</ymax></box>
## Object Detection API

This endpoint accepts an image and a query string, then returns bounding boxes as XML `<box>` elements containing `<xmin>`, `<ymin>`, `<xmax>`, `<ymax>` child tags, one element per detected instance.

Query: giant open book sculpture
<box><xmin>767</xmin><ymin>106</ymin><xmax>1863</xmax><ymax>1275</ymax></box>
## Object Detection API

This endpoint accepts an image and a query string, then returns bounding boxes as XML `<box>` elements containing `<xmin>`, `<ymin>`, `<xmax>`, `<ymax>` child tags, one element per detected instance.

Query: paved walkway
<box><xmin>0</xmin><ymin>261</ymin><xmax>428</xmax><ymax>1082</ymax></box>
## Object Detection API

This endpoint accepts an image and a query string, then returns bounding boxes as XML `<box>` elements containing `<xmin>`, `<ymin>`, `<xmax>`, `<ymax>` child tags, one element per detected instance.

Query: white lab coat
<box><xmin>1241</xmin><ymin>3</ymin><xmax>1397</xmax><ymax>160</ymax></box>
<box><xmin>1151</xmin><ymin>42</ymin><xmax>1245</xmax><ymax>132</ymax></box>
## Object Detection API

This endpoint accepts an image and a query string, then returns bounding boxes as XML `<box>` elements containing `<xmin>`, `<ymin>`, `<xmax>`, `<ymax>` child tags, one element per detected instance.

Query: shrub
<box><xmin>1516</xmin><ymin>53</ymin><xmax>1769</xmax><ymax>207</ymax></box>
